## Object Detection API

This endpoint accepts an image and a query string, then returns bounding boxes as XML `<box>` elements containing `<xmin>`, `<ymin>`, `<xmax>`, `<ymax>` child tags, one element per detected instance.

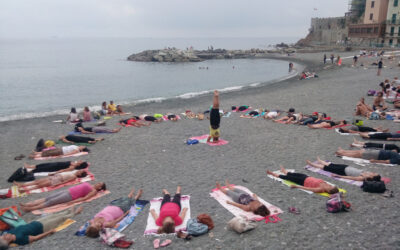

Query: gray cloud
<box><xmin>0</xmin><ymin>0</ymin><xmax>349</xmax><ymax>38</ymax></box>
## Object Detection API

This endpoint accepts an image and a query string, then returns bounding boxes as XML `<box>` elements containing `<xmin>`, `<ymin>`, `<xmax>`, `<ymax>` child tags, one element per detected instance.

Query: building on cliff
<box><xmin>384</xmin><ymin>0</ymin><xmax>400</xmax><ymax>46</ymax></box>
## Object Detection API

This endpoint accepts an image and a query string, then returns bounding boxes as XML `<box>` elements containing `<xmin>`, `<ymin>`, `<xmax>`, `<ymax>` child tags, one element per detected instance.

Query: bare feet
<box><xmin>135</xmin><ymin>189</ymin><xmax>143</xmax><ymax>200</ymax></box>
<box><xmin>74</xmin><ymin>206</ymin><xmax>84</xmax><ymax>215</ymax></box>
<box><xmin>279</xmin><ymin>165</ymin><xmax>288</xmax><ymax>174</ymax></box>
<box><xmin>266</xmin><ymin>170</ymin><xmax>279</xmax><ymax>177</ymax></box>
<box><xmin>225</xmin><ymin>180</ymin><xmax>233</xmax><ymax>190</ymax></box>
<box><xmin>176</xmin><ymin>186</ymin><xmax>181</xmax><ymax>194</ymax></box>
<box><xmin>13</xmin><ymin>181</ymin><xmax>22</xmax><ymax>187</ymax></box>
<box><xmin>162</xmin><ymin>189</ymin><xmax>169</xmax><ymax>195</ymax></box>
<box><xmin>305</xmin><ymin>159</ymin><xmax>312</xmax><ymax>166</ymax></box>
<box><xmin>215</xmin><ymin>181</ymin><xmax>222</xmax><ymax>190</ymax></box>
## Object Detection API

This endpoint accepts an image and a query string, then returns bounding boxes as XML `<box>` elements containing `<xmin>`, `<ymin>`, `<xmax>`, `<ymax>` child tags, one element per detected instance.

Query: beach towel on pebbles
<box><xmin>267</xmin><ymin>169</ymin><xmax>346</xmax><ymax>197</ymax></box>
<box><xmin>339</xmin><ymin>156</ymin><xmax>395</xmax><ymax>167</ymax></box>
<box><xmin>75</xmin><ymin>200</ymin><xmax>149</xmax><ymax>236</ymax></box>
<box><xmin>210</xmin><ymin>185</ymin><xmax>282</xmax><ymax>221</ymax></box>
<box><xmin>144</xmin><ymin>195</ymin><xmax>190</xmax><ymax>235</ymax></box>
<box><xmin>305</xmin><ymin>163</ymin><xmax>391</xmax><ymax>186</ymax></box>
<box><xmin>31</xmin><ymin>190</ymin><xmax>110</xmax><ymax>215</ymax></box>
<box><xmin>190</xmin><ymin>135</ymin><xmax>228</xmax><ymax>146</ymax></box>
<box><xmin>33</xmin><ymin>152</ymin><xmax>88</xmax><ymax>161</ymax></box>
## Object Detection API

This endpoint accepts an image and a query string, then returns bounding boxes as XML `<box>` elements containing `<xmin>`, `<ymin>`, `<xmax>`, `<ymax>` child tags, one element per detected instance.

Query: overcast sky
<box><xmin>0</xmin><ymin>0</ymin><xmax>349</xmax><ymax>39</ymax></box>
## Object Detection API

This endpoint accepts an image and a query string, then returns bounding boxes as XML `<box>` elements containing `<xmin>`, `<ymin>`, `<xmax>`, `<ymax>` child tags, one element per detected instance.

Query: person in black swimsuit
<box><xmin>59</xmin><ymin>135</ymin><xmax>104</xmax><ymax>144</ymax></box>
<box><xmin>307</xmin><ymin>120</ymin><xmax>346</xmax><ymax>129</ymax></box>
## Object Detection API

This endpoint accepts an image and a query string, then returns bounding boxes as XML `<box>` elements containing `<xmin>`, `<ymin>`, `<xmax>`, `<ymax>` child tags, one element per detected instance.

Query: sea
<box><xmin>0</xmin><ymin>37</ymin><xmax>299</xmax><ymax>121</ymax></box>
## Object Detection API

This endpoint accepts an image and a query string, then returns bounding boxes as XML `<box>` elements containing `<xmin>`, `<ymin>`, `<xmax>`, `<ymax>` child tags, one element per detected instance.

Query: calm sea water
<box><xmin>0</xmin><ymin>37</ymin><xmax>299</xmax><ymax>121</ymax></box>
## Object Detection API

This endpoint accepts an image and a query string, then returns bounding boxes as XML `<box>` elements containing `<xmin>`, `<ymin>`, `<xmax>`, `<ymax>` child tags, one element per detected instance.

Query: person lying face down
<box><xmin>29</xmin><ymin>145</ymin><xmax>90</xmax><ymax>159</ymax></box>
<box><xmin>19</xmin><ymin>182</ymin><xmax>106</xmax><ymax>213</ymax></box>
<box><xmin>119</xmin><ymin>117</ymin><xmax>151</xmax><ymax>127</ymax></box>
<box><xmin>74</xmin><ymin>122</ymin><xmax>122</xmax><ymax>134</ymax></box>
<box><xmin>335</xmin><ymin>147</ymin><xmax>400</xmax><ymax>165</ymax></box>
<box><xmin>59</xmin><ymin>135</ymin><xmax>104</xmax><ymax>144</ymax></box>
<box><xmin>150</xmin><ymin>186</ymin><xmax>188</xmax><ymax>234</ymax></box>
<box><xmin>306</xmin><ymin>157</ymin><xmax>381</xmax><ymax>182</ymax></box>
<box><xmin>266</xmin><ymin>165</ymin><xmax>339</xmax><ymax>194</ymax></box>
<box><xmin>0</xmin><ymin>206</ymin><xmax>83</xmax><ymax>249</ymax></box>
<box><xmin>215</xmin><ymin>180</ymin><xmax>270</xmax><ymax>217</ymax></box>
<box><xmin>86</xmin><ymin>187</ymin><xmax>143</xmax><ymax>238</ymax></box>
<box><xmin>138</xmin><ymin>114</ymin><xmax>163</xmax><ymax>123</ymax></box>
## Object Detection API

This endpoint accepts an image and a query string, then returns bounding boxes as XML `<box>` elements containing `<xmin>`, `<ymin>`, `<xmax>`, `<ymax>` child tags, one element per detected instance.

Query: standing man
<box><xmin>377</xmin><ymin>58</ymin><xmax>383</xmax><ymax>76</ymax></box>
<box><xmin>330</xmin><ymin>54</ymin><xmax>334</xmax><ymax>64</ymax></box>
<box><xmin>353</xmin><ymin>55</ymin><xmax>358</xmax><ymax>66</ymax></box>
<box><xmin>323</xmin><ymin>54</ymin><xmax>327</xmax><ymax>64</ymax></box>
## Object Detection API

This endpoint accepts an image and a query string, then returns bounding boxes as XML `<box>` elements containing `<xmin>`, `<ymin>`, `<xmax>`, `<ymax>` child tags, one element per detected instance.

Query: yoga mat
<box><xmin>210</xmin><ymin>185</ymin><xmax>282</xmax><ymax>221</ymax></box>
<box><xmin>33</xmin><ymin>152</ymin><xmax>88</xmax><ymax>161</ymax></box>
<box><xmin>190</xmin><ymin>134</ymin><xmax>228</xmax><ymax>146</ymax></box>
<box><xmin>55</xmin><ymin>219</ymin><xmax>76</xmax><ymax>232</ymax></box>
<box><xmin>267</xmin><ymin>169</ymin><xmax>346</xmax><ymax>197</ymax></box>
<box><xmin>144</xmin><ymin>195</ymin><xmax>190</xmax><ymax>235</ymax></box>
<box><xmin>75</xmin><ymin>199</ymin><xmax>149</xmax><ymax>236</ymax></box>
<box><xmin>31</xmin><ymin>190</ymin><xmax>110</xmax><ymax>215</ymax></box>
<box><xmin>339</xmin><ymin>156</ymin><xmax>395</xmax><ymax>167</ymax></box>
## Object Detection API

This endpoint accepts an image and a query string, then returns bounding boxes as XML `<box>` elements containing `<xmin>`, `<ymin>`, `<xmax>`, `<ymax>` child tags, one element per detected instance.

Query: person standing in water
<box><xmin>207</xmin><ymin>90</ymin><xmax>221</xmax><ymax>143</ymax></box>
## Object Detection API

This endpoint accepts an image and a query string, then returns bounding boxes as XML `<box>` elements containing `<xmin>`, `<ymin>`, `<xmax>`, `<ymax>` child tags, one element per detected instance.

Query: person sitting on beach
<box><xmin>74</xmin><ymin>122</ymin><xmax>122</xmax><ymax>134</ymax></box>
<box><xmin>166</xmin><ymin>113</ymin><xmax>178</xmax><ymax>121</ymax></box>
<box><xmin>358</xmin><ymin>132</ymin><xmax>400</xmax><ymax>141</ymax></box>
<box><xmin>351</xmin><ymin>138</ymin><xmax>400</xmax><ymax>152</ymax></box>
<box><xmin>83</xmin><ymin>107</ymin><xmax>92</xmax><ymax>122</ymax></box>
<box><xmin>215</xmin><ymin>180</ymin><xmax>270</xmax><ymax>216</ymax></box>
<box><xmin>119</xmin><ymin>117</ymin><xmax>151</xmax><ymax>127</ymax></box>
<box><xmin>207</xmin><ymin>90</ymin><xmax>221</xmax><ymax>143</ymax></box>
<box><xmin>263</xmin><ymin>110</ymin><xmax>281</xmax><ymax>119</ymax></box>
<box><xmin>338</xmin><ymin>125</ymin><xmax>388</xmax><ymax>134</ymax></box>
<box><xmin>59</xmin><ymin>135</ymin><xmax>104</xmax><ymax>144</ymax></box>
<box><xmin>273</xmin><ymin>108</ymin><xmax>300</xmax><ymax>124</ymax></box>
<box><xmin>266</xmin><ymin>165</ymin><xmax>339</xmax><ymax>194</ymax></box>
<box><xmin>373</xmin><ymin>92</ymin><xmax>388</xmax><ymax>111</ymax></box>
<box><xmin>306</xmin><ymin>157</ymin><xmax>382</xmax><ymax>182</ymax></box>
<box><xmin>14</xmin><ymin>170</ymin><xmax>88</xmax><ymax>192</ymax></box>
<box><xmin>335</xmin><ymin>147</ymin><xmax>400</xmax><ymax>165</ymax></box>
<box><xmin>23</xmin><ymin>161</ymin><xmax>89</xmax><ymax>174</ymax></box>
<box><xmin>86</xmin><ymin>187</ymin><xmax>143</xmax><ymax>238</ymax></box>
<box><xmin>66</xmin><ymin>107</ymin><xmax>81</xmax><ymax>123</ymax></box>
<box><xmin>307</xmin><ymin>120</ymin><xmax>346</xmax><ymax>129</ymax></box>
<box><xmin>115</xmin><ymin>105</ymin><xmax>126</xmax><ymax>115</ymax></box>
<box><xmin>138</xmin><ymin>114</ymin><xmax>163</xmax><ymax>123</ymax></box>
<box><xmin>150</xmin><ymin>186</ymin><xmax>188</xmax><ymax>234</ymax></box>
<box><xmin>101</xmin><ymin>102</ymin><xmax>108</xmax><ymax>115</ymax></box>
<box><xmin>107</xmin><ymin>101</ymin><xmax>117</xmax><ymax>115</ymax></box>
<box><xmin>19</xmin><ymin>182</ymin><xmax>106</xmax><ymax>212</ymax></box>
<box><xmin>354</xmin><ymin>97</ymin><xmax>374</xmax><ymax>117</ymax></box>
<box><xmin>0</xmin><ymin>206</ymin><xmax>83</xmax><ymax>248</ymax></box>
<box><xmin>29</xmin><ymin>145</ymin><xmax>90</xmax><ymax>159</ymax></box>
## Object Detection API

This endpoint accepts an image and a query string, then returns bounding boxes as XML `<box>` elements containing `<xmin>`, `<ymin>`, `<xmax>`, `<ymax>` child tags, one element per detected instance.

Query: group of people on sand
<box><xmin>66</xmin><ymin>101</ymin><xmax>126</xmax><ymax>123</ymax></box>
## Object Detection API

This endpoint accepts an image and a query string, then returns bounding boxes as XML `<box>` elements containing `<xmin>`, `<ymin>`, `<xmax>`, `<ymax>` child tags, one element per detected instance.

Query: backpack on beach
<box><xmin>367</xmin><ymin>90</ymin><xmax>376</xmax><ymax>96</ymax></box>
<box><xmin>361</xmin><ymin>180</ymin><xmax>386</xmax><ymax>193</ymax></box>
<box><xmin>326</xmin><ymin>193</ymin><xmax>351</xmax><ymax>213</ymax></box>
<box><xmin>7</xmin><ymin>167</ymin><xmax>34</xmax><ymax>183</ymax></box>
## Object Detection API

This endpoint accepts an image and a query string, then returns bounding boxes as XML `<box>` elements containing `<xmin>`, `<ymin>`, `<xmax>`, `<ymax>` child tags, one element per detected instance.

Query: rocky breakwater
<box><xmin>127</xmin><ymin>48</ymin><xmax>279</xmax><ymax>62</ymax></box>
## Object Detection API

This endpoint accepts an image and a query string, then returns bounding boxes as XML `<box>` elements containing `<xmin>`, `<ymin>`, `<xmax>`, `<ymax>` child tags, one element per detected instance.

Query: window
<box><xmin>395</xmin><ymin>0</ymin><xmax>398</xmax><ymax>7</ymax></box>
<box><xmin>389</xmin><ymin>39</ymin><xmax>393</xmax><ymax>45</ymax></box>
<box><xmin>371</xmin><ymin>1</ymin><xmax>375</xmax><ymax>8</ymax></box>
<box><xmin>392</xmin><ymin>14</ymin><xmax>397</xmax><ymax>24</ymax></box>
<box><xmin>391</xmin><ymin>26</ymin><xmax>395</xmax><ymax>36</ymax></box>
<box><xmin>370</xmin><ymin>13</ymin><xmax>373</xmax><ymax>20</ymax></box>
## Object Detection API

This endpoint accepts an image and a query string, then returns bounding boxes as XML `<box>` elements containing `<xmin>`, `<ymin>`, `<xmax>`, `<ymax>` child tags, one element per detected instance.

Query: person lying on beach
<box><xmin>0</xmin><ymin>206</ymin><xmax>83</xmax><ymax>248</ymax></box>
<box><xmin>266</xmin><ymin>165</ymin><xmax>339</xmax><ymax>194</ymax></box>
<box><xmin>185</xmin><ymin>110</ymin><xmax>204</xmax><ymax>120</ymax></box>
<box><xmin>240</xmin><ymin>109</ymin><xmax>261</xmax><ymax>118</ymax></box>
<box><xmin>83</xmin><ymin>107</ymin><xmax>92</xmax><ymax>122</ymax></box>
<box><xmin>138</xmin><ymin>114</ymin><xmax>163</xmax><ymax>123</ymax></box>
<box><xmin>297</xmin><ymin>112</ymin><xmax>326</xmax><ymax>125</ymax></box>
<box><xmin>373</xmin><ymin>92</ymin><xmax>388</xmax><ymax>111</ymax></box>
<box><xmin>19</xmin><ymin>182</ymin><xmax>106</xmax><ymax>212</ymax></box>
<box><xmin>335</xmin><ymin>147</ymin><xmax>400</xmax><ymax>165</ymax></box>
<box><xmin>306</xmin><ymin>157</ymin><xmax>382</xmax><ymax>182</ymax></box>
<box><xmin>215</xmin><ymin>180</ymin><xmax>270</xmax><ymax>216</ymax></box>
<box><xmin>14</xmin><ymin>170</ymin><xmax>88</xmax><ymax>192</ymax></box>
<box><xmin>35</xmin><ymin>139</ymin><xmax>56</xmax><ymax>152</ymax></box>
<box><xmin>307</xmin><ymin>120</ymin><xmax>347</xmax><ymax>129</ymax></box>
<box><xmin>350</xmin><ymin>138</ymin><xmax>400</xmax><ymax>152</ymax></box>
<box><xmin>66</xmin><ymin>107</ymin><xmax>81</xmax><ymax>123</ymax></box>
<box><xmin>150</xmin><ymin>186</ymin><xmax>188</xmax><ymax>234</ymax></box>
<box><xmin>74</xmin><ymin>122</ymin><xmax>122</xmax><ymax>134</ymax></box>
<box><xmin>107</xmin><ymin>101</ymin><xmax>117</xmax><ymax>115</ymax></box>
<box><xmin>354</xmin><ymin>97</ymin><xmax>373</xmax><ymax>117</ymax></box>
<box><xmin>23</xmin><ymin>161</ymin><xmax>89</xmax><ymax>174</ymax></box>
<box><xmin>358</xmin><ymin>132</ymin><xmax>400</xmax><ymax>141</ymax></box>
<box><xmin>166</xmin><ymin>113</ymin><xmax>178</xmax><ymax>121</ymax></box>
<box><xmin>394</xmin><ymin>99</ymin><xmax>400</xmax><ymax>109</ymax></box>
<box><xmin>273</xmin><ymin>108</ymin><xmax>300</xmax><ymax>124</ymax></box>
<box><xmin>207</xmin><ymin>90</ymin><xmax>221</xmax><ymax>143</ymax></box>
<box><xmin>59</xmin><ymin>135</ymin><xmax>104</xmax><ymax>144</ymax></box>
<box><xmin>338</xmin><ymin>125</ymin><xmax>388</xmax><ymax>134</ymax></box>
<box><xmin>263</xmin><ymin>110</ymin><xmax>281</xmax><ymax>119</ymax></box>
<box><xmin>232</xmin><ymin>105</ymin><xmax>249</xmax><ymax>112</ymax></box>
<box><xmin>29</xmin><ymin>145</ymin><xmax>90</xmax><ymax>159</ymax></box>
<box><xmin>119</xmin><ymin>117</ymin><xmax>151</xmax><ymax>127</ymax></box>
<box><xmin>86</xmin><ymin>187</ymin><xmax>143</xmax><ymax>238</ymax></box>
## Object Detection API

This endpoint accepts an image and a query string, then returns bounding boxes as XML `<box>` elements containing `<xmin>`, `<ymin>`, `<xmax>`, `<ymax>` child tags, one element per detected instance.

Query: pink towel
<box><xmin>190</xmin><ymin>134</ymin><xmax>228</xmax><ymax>146</ymax></box>
<box><xmin>33</xmin><ymin>152</ymin><xmax>88</xmax><ymax>161</ymax></box>
<box><xmin>31</xmin><ymin>190</ymin><xmax>110</xmax><ymax>215</ymax></box>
